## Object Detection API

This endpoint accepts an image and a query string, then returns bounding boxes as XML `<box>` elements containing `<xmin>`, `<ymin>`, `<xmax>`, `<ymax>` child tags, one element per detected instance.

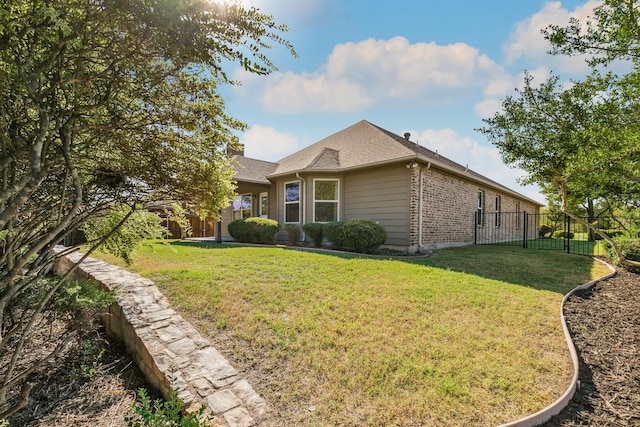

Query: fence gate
<box><xmin>474</xmin><ymin>212</ymin><xmax>618</xmax><ymax>257</ymax></box>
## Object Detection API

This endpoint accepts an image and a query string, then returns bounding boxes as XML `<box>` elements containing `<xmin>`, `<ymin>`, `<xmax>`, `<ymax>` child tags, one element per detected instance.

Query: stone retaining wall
<box><xmin>53</xmin><ymin>248</ymin><xmax>271</xmax><ymax>427</ymax></box>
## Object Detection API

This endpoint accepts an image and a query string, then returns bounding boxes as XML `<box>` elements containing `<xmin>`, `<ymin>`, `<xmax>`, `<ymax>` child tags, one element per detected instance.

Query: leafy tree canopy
<box><xmin>0</xmin><ymin>0</ymin><xmax>294</xmax><ymax>418</ymax></box>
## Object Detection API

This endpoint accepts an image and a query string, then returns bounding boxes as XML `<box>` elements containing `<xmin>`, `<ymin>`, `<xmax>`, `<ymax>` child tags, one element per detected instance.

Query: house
<box><xmin>220</xmin><ymin>120</ymin><xmax>542</xmax><ymax>251</ymax></box>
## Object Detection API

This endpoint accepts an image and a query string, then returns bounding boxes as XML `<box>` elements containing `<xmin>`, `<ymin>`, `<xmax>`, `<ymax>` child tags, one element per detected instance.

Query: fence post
<box><xmin>565</xmin><ymin>214</ymin><xmax>571</xmax><ymax>254</ymax></box>
<box><xmin>523</xmin><ymin>211</ymin><xmax>528</xmax><ymax>248</ymax></box>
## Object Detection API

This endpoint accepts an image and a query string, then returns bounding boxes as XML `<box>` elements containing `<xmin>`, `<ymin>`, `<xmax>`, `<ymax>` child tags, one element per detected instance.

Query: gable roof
<box><xmin>234</xmin><ymin>120</ymin><xmax>542</xmax><ymax>206</ymax></box>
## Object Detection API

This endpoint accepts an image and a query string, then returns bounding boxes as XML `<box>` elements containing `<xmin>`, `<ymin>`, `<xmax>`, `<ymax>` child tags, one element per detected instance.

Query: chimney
<box><xmin>227</xmin><ymin>143</ymin><xmax>245</xmax><ymax>157</ymax></box>
<box><xmin>403</xmin><ymin>132</ymin><xmax>411</xmax><ymax>141</ymax></box>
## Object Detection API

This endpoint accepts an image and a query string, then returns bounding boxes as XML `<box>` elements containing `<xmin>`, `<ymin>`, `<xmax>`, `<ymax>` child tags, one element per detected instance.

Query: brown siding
<box><xmin>343</xmin><ymin>165</ymin><xmax>410</xmax><ymax>246</ymax></box>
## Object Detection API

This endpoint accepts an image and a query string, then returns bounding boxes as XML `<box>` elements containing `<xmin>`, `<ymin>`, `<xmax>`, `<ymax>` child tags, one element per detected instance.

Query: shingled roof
<box><xmin>232</xmin><ymin>156</ymin><xmax>277</xmax><ymax>185</ymax></box>
<box><xmin>233</xmin><ymin>120</ymin><xmax>541</xmax><ymax>205</ymax></box>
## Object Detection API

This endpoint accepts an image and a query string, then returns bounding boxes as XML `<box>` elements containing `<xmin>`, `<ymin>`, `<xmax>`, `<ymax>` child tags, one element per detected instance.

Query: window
<box><xmin>495</xmin><ymin>195</ymin><xmax>501</xmax><ymax>227</ymax></box>
<box><xmin>314</xmin><ymin>179</ymin><xmax>339</xmax><ymax>222</ymax></box>
<box><xmin>259</xmin><ymin>192</ymin><xmax>268</xmax><ymax>218</ymax></box>
<box><xmin>476</xmin><ymin>190</ymin><xmax>484</xmax><ymax>226</ymax></box>
<box><xmin>232</xmin><ymin>194</ymin><xmax>252</xmax><ymax>220</ymax></box>
<box><xmin>515</xmin><ymin>201</ymin><xmax>521</xmax><ymax>230</ymax></box>
<box><xmin>284</xmin><ymin>181</ymin><xmax>300</xmax><ymax>223</ymax></box>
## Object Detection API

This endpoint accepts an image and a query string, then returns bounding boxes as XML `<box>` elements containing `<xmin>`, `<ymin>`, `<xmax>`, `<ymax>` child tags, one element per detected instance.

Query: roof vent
<box><xmin>403</xmin><ymin>132</ymin><xmax>411</xmax><ymax>141</ymax></box>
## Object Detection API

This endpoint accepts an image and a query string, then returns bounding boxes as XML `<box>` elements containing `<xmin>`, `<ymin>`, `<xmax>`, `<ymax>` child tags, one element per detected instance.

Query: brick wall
<box><xmin>413</xmin><ymin>165</ymin><xmax>539</xmax><ymax>250</ymax></box>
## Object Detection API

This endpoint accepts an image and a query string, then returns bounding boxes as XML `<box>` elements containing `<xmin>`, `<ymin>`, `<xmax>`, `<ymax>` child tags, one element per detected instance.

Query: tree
<box><xmin>477</xmin><ymin>71</ymin><xmax>640</xmax><ymax>267</ymax></box>
<box><xmin>545</xmin><ymin>0</ymin><xmax>640</xmax><ymax>67</ymax></box>
<box><xmin>0</xmin><ymin>0</ymin><xmax>294</xmax><ymax>418</ymax></box>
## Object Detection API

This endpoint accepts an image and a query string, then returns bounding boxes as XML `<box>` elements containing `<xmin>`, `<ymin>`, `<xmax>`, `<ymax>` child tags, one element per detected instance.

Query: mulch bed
<box><xmin>542</xmin><ymin>269</ymin><xmax>640</xmax><ymax>427</ymax></box>
<box><xmin>7</xmin><ymin>269</ymin><xmax>639</xmax><ymax>426</ymax></box>
<box><xmin>7</xmin><ymin>330</ymin><xmax>157</xmax><ymax>427</ymax></box>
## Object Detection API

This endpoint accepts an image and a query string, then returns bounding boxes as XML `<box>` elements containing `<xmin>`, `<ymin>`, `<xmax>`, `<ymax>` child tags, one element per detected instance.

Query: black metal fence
<box><xmin>474</xmin><ymin>212</ymin><xmax>622</xmax><ymax>257</ymax></box>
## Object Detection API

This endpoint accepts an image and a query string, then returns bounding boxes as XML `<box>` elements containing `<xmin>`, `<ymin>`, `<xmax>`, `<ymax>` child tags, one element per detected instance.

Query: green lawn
<box><xmin>95</xmin><ymin>241</ymin><xmax>611</xmax><ymax>426</ymax></box>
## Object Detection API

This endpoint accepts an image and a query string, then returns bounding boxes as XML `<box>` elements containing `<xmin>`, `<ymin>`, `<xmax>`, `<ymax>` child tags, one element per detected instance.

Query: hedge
<box><xmin>324</xmin><ymin>219</ymin><xmax>387</xmax><ymax>253</ymax></box>
<box><xmin>227</xmin><ymin>218</ymin><xmax>279</xmax><ymax>244</ymax></box>
<box><xmin>302</xmin><ymin>222</ymin><xmax>324</xmax><ymax>247</ymax></box>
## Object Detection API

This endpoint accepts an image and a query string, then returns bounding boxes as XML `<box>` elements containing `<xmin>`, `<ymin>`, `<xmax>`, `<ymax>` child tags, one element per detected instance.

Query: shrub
<box><xmin>248</xmin><ymin>217</ymin><xmax>279</xmax><ymax>244</ymax></box>
<box><xmin>323</xmin><ymin>221</ymin><xmax>346</xmax><ymax>250</ymax></box>
<box><xmin>302</xmin><ymin>222</ymin><xmax>324</xmax><ymax>247</ymax></box>
<box><xmin>227</xmin><ymin>218</ymin><xmax>278</xmax><ymax>244</ymax></box>
<box><xmin>341</xmin><ymin>219</ymin><xmax>387</xmax><ymax>253</ymax></box>
<box><xmin>125</xmin><ymin>386</ymin><xmax>211</xmax><ymax>427</ymax></box>
<box><xmin>604</xmin><ymin>237</ymin><xmax>640</xmax><ymax>272</ymax></box>
<box><xmin>283</xmin><ymin>224</ymin><xmax>301</xmax><ymax>245</ymax></box>
<box><xmin>227</xmin><ymin>219</ymin><xmax>252</xmax><ymax>242</ymax></box>
<box><xmin>553</xmin><ymin>231</ymin><xmax>574</xmax><ymax>239</ymax></box>
<box><xmin>83</xmin><ymin>207</ymin><xmax>168</xmax><ymax>265</ymax></box>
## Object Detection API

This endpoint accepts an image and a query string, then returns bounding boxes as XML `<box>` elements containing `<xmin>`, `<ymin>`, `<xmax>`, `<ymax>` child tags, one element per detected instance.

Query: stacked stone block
<box><xmin>53</xmin><ymin>248</ymin><xmax>271</xmax><ymax>427</ymax></box>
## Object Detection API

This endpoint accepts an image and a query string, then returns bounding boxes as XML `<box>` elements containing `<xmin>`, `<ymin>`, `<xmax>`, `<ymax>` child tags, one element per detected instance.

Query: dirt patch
<box><xmin>7</xmin><ymin>329</ymin><xmax>157</xmax><ymax>427</ymax></box>
<box><xmin>542</xmin><ymin>269</ymin><xmax>640</xmax><ymax>427</ymax></box>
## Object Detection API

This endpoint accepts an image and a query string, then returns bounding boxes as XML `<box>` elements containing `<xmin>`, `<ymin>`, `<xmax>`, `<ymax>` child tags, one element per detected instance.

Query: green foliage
<box><xmin>605</xmin><ymin>237</ymin><xmax>640</xmax><ymax>272</ymax></box>
<box><xmin>301</xmin><ymin>222</ymin><xmax>324</xmax><ymax>247</ymax></box>
<box><xmin>73</xmin><ymin>340</ymin><xmax>105</xmax><ymax>378</ymax></box>
<box><xmin>283</xmin><ymin>224</ymin><xmax>301</xmax><ymax>245</ymax></box>
<box><xmin>553</xmin><ymin>231</ymin><xmax>575</xmax><ymax>240</ymax></box>
<box><xmin>323</xmin><ymin>220</ymin><xmax>387</xmax><ymax>253</ymax></box>
<box><xmin>0</xmin><ymin>0</ymin><xmax>294</xmax><ymax>417</ymax></box>
<box><xmin>53</xmin><ymin>279</ymin><xmax>116</xmax><ymax>316</ymax></box>
<box><xmin>163</xmin><ymin>203</ymin><xmax>193</xmax><ymax>238</ymax></box>
<box><xmin>83</xmin><ymin>207</ymin><xmax>168</xmax><ymax>265</ymax></box>
<box><xmin>341</xmin><ymin>219</ymin><xmax>388</xmax><ymax>253</ymax></box>
<box><xmin>228</xmin><ymin>218</ymin><xmax>279</xmax><ymax>244</ymax></box>
<box><xmin>227</xmin><ymin>219</ymin><xmax>252</xmax><ymax>242</ymax></box>
<box><xmin>125</xmin><ymin>387</ymin><xmax>210</xmax><ymax>427</ymax></box>
<box><xmin>322</xmin><ymin>221</ymin><xmax>346</xmax><ymax>250</ymax></box>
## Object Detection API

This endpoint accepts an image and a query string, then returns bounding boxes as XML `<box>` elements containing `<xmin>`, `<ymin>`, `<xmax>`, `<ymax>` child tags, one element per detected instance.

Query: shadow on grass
<box><xmin>165</xmin><ymin>239</ymin><xmax>604</xmax><ymax>295</ymax></box>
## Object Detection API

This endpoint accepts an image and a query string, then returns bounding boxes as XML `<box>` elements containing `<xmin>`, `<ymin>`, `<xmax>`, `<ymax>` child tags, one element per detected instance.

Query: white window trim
<box><xmin>232</xmin><ymin>193</ymin><xmax>252</xmax><ymax>219</ymax></box>
<box><xmin>284</xmin><ymin>180</ymin><xmax>301</xmax><ymax>224</ymax></box>
<box><xmin>495</xmin><ymin>195</ymin><xmax>501</xmax><ymax>227</ymax></box>
<box><xmin>312</xmin><ymin>178</ymin><xmax>340</xmax><ymax>223</ymax></box>
<box><xmin>477</xmin><ymin>190</ymin><xmax>485</xmax><ymax>226</ymax></box>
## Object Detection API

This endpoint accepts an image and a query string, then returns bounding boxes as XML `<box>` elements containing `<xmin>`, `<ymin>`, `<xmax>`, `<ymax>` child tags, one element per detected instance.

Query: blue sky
<box><xmin>221</xmin><ymin>0</ymin><xmax>600</xmax><ymax>203</ymax></box>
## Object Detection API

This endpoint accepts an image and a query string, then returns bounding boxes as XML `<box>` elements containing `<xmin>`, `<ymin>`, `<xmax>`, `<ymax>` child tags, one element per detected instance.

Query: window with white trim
<box><xmin>515</xmin><ymin>201</ymin><xmax>521</xmax><ymax>230</ymax></box>
<box><xmin>232</xmin><ymin>194</ymin><xmax>252</xmax><ymax>220</ymax></box>
<box><xmin>495</xmin><ymin>195</ymin><xmax>502</xmax><ymax>227</ymax></box>
<box><xmin>313</xmin><ymin>179</ymin><xmax>339</xmax><ymax>223</ymax></box>
<box><xmin>284</xmin><ymin>181</ymin><xmax>300</xmax><ymax>223</ymax></box>
<box><xmin>476</xmin><ymin>190</ymin><xmax>485</xmax><ymax>226</ymax></box>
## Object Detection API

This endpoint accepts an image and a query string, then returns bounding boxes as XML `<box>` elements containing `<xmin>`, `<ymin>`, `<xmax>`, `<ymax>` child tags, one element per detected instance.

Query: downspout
<box><xmin>418</xmin><ymin>162</ymin><xmax>431</xmax><ymax>252</ymax></box>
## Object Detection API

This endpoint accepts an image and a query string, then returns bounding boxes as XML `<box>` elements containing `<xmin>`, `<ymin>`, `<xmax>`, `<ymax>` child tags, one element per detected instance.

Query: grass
<box><xmin>526</xmin><ymin>237</ymin><xmax>608</xmax><ymax>256</ymax></box>
<box><xmin>94</xmin><ymin>241</ymin><xmax>611</xmax><ymax>426</ymax></box>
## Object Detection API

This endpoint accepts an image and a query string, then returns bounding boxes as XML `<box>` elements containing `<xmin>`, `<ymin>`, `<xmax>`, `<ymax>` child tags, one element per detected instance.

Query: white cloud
<box><xmin>236</xmin><ymin>36</ymin><xmax>507</xmax><ymax>114</ymax></box>
<box><xmin>504</xmin><ymin>0</ymin><xmax>599</xmax><ymax>74</ymax></box>
<box><xmin>240</xmin><ymin>124</ymin><xmax>298</xmax><ymax>161</ymax></box>
<box><xmin>416</xmin><ymin>128</ymin><xmax>543</xmax><ymax>202</ymax></box>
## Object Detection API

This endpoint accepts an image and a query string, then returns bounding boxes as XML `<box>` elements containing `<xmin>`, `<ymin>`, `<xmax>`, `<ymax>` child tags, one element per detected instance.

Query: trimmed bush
<box><xmin>323</xmin><ymin>221</ymin><xmax>346</xmax><ymax>250</ymax></box>
<box><xmin>302</xmin><ymin>222</ymin><xmax>324</xmax><ymax>247</ymax></box>
<box><xmin>342</xmin><ymin>219</ymin><xmax>387</xmax><ymax>253</ymax></box>
<box><xmin>227</xmin><ymin>219</ymin><xmax>251</xmax><ymax>242</ymax></box>
<box><xmin>283</xmin><ymin>224</ymin><xmax>301</xmax><ymax>245</ymax></box>
<box><xmin>553</xmin><ymin>231</ymin><xmax>574</xmax><ymax>239</ymax></box>
<box><xmin>227</xmin><ymin>218</ymin><xmax>279</xmax><ymax>244</ymax></box>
